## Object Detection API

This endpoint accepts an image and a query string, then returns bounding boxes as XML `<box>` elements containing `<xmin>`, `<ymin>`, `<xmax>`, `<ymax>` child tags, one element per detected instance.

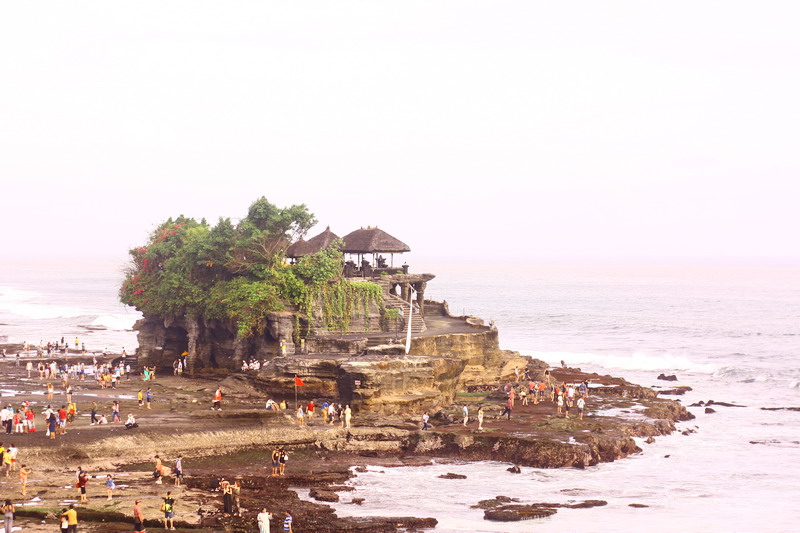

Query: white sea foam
<box><xmin>0</xmin><ymin>285</ymin><xmax>93</xmax><ymax>319</ymax></box>
<box><xmin>520</xmin><ymin>350</ymin><xmax>718</xmax><ymax>374</ymax></box>
<box><xmin>87</xmin><ymin>314</ymin><xmax>137</xmax><ymax>331</ymax></box>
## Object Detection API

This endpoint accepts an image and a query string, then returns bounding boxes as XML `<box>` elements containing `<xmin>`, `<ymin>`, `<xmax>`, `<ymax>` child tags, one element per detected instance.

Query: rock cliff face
<box><xmin>409</xmin><ymin>327</ymin><xmax>541</xmax><ymax>385</ymax></box>
<box><xmin>134</xmin><ymin>299</ymin><xmax>545</xmax><ymax>414</ymax></box>
<box><xmin>222</xmin><ymin>354</ymin><xmax>467</xmax><ymax>415</ymax></box>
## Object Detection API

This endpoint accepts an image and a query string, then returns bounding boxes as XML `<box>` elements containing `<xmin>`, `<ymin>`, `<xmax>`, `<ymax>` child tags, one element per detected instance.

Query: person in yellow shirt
<box><xmin>3</xmin><ymin>448</ymin><xmax>12</xmax><ymax>477</ymax></box>
<box><xmin>63</xmin><ymin>503</ymin><xmax>78</xmax><ymax>532</ymax></box>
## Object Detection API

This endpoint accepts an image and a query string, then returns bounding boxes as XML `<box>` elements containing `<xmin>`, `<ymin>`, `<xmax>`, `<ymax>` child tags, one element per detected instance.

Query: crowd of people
<box><xmin>4</xmin><ymin>343</ymin><xmax>595</xmax><ymax>533</ymax></box>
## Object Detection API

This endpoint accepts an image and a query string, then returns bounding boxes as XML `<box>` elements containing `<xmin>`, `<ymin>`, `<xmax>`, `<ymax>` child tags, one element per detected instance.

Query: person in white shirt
<box><xmin>257</xmin><ymin>508</ymin><xmax>273</xmax><ymax>533</ymax></box>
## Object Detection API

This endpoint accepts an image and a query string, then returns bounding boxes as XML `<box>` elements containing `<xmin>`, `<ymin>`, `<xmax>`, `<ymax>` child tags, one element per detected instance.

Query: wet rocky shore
<box><xmin>0</xmin><ymin>345</ymin><xmax>693</xmax><ymax>532</ymax></box>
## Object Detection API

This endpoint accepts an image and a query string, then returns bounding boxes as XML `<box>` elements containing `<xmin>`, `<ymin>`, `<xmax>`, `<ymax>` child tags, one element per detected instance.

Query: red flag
<box><xmin>294</xmin><ymin>376</ymin><xmax>305</xmax><ymax>387</ymax></box>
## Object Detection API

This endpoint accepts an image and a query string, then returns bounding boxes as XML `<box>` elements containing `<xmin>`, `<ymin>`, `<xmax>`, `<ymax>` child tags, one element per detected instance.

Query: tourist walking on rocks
<box><xmin>154</xmin><ymin>455</ymin><xmax>167</xmax><ymax>484</ymax></box>
<box><xmin>77</xmin><ymin>470</ymin><xmax>88</xmax><ymax>503</ymax></box>
<box><xmin>45</xmin><ymin>406</ymin><xmax>57</xmax><ymax>439</ymax></box>
<box><xmin>146</xmin><ymin>387</ymin><xmax>153</xmax><ymax>409</ymax></box>
<box><xmin>283</xmin><ymin>512</ymin><xmax>293</xmax><ymax>532</ymax></box>
<box><xmin>105</xmin><ymin>474</ymin><xmax>115</xmax><ymax>500</ymax></box>
<box><xmin>462</xmin><ymin>405</ymin><xmax>469</xmax><ymax>426</ymax></box>
<box><xmin>233</xmin><ymin>480</ymin><xmax>242</xmax><ymax>515</ymax></box>
<box><xmin>499</xmin><ymin>398</ymin><xmax>513</xmax><ymax>420</ymax></box>
<box><xmin>112</xmin><ymin>401</ymin><xmax>122</xmax><ymax>423</ymax></box>
<box><xmin>421</xmin><ymin>413</ymin><xmax>430</xmax><ymax>430</ymax></box>
<box><xmin>344</xmin><ymin>405</ymin><xmax>352</xmax><ymax>428</ymax></box>
<box><xmin>477</xmin><ymin>407</ymin><xmax>484</xmax><ymax>430</ymax></box>
<box><xmin>271</xmin><ymin>448</ymin><xmax>280</xmax><ymax>477</ymax></box>
<box><xmin>213</xmin><ymin>387</ymin><xmax>223</xmax><ymax>411</ymax></box>
<box><xmin>173</xmin><ymin>456</ymin><xmax>183</xmax><ymax>486</ymax></box>
<box><xmin>296</xmin><ymin>406</ymin><xmax>306</xmax><ymax>426</ymax></box>
<box><xmin>19</xmin><ymin>464</ymin><xmax>31</xmax><ymax>495</ymax></box>
<box><xmin>2</xmin><ymin>498</ymin><xmax>14</xmax><ymax>533</ymax></box>
<box><xmin>63</xmin><ymin>503</ymin><xmax>78</xmax><ymax>533</ymax></box>
<box><xmin>279</xmin><ymin>448</ymin><xmax>288</xmax><ymax>476</ymax></box>
<box><xmin>221</xmin><ymin>478</ymin><xmax>234</xmax><ymax>514</ymax></box>
<box><xmin>57</xmin><ymin>405</ymin><xmax>68</xmax><ymax>434</ymax></box>
<box><xmin>257</xmin><ymin>508</ymin><xmax>273</xmax><ymax>533</ymax></box>
<box><xmin>577</xmin><ymin>396</ymin><xmax>586</xmax><ymax>420</ymax></box>
<box><xmin>162</xmin><ymin>491</ymin><xmax>176</xmax><ymax>530</ymax></box>
<box><xmin>59</xmin><ymin>507</ymin><xmax>69</xmax><ymax>533</ymax></box>
<box><xmin>25</xmin><ymin>407</ymin><xmax>35</xmax><ymax>432</ymax></box>
<box><xmin>137</xmin><ymin>389</ymin><xmax>144</xmax><ymax>408</ymax></box>
<box><xmin>8</xmin><ymin>444</ymin><xmax>17</xmax><ymax>473</ymax></box>
<box><xmin>556</xmin><ymin>392</ymin><xmax>564</xmax><ymax>416</ymax></box>
<box><xmin>133</xmin><ymin>499</ymin><xmax>145</xmax><ymax>533</ymax></box>
<box><xmin>2</xmin><ymin>447</ymin><xmax>11</xmax><ymax>477</ymax></box>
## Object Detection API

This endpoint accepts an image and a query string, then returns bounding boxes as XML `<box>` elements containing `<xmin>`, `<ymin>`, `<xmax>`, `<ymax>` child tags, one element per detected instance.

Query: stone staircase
<box><xmin>383</xmin><ymin>295</ymin><xmax>426</xmax><ymax>335</ymax></box>
<box><xmin>360</xmin><ymin>278</ymin><xmax>426</xmax><ymax>334</ymax></box>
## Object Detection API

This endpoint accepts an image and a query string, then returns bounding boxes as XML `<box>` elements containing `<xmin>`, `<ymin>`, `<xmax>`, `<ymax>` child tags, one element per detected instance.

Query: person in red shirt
<box><xmin>58</xmin><ymin>406</ymin><xmax>68</xmax><ymax>435</ymax></box>
<box><xmin>76</xmin><ymin>472</ymin><xmax>88</xmax><ymax>503</ymax></box>
<box><xmin>25</xmin><ymin>409</ymin><xmax>35</xmax><ymax>433</ymax></box>
<box><xmin>213</xmin><ymin>388</ymin><xmax>223</xmax><ymax>411</ymax></box>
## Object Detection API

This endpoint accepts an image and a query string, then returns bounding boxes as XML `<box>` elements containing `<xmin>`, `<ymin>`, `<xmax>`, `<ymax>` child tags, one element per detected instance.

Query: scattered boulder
<box><xmin>482</xmin><ymin>499</ymin><xmax>606</xmax><ymax>521</ymax></box>
<box><xmin>705</xmin><ymin>400</ymin><xmax>745</xmax><ymax>408</ymax></box>
<box><xmin>349</xmin><ymin>498</ymin><xmax>365</xmax><ymax>505</ymax></box>
<box><xmin>657</xmin><ymin>374</ymin><xmax>678</xmax><ymax>381</ymax></box>
<box><xmin>507</xmin><ymin>465</ymin><xmax>521</xmax><ymax>474</ymax></box>
<box><xmin>704</xmin><ymin>408</ymin><xmax>716</xmax><ymax>414</ymax></box>
<box><xmin>629</xmin><ymin>503</ymin><xmax>649</xmax><ymax>508</ymax></box>
<box><xmin>484</xmin><ymin>506</ymin><xmax>557</xmax><ymax>521</ymax></box>
<box><xmin>472</xmin><ymin>496</ymin><xmax>519</xmax><ymax>509</ymax></box>
<box><xmin>645</xmin><ymin>437</ymin><xmax>655</xmax><ymax>444</ymax></box>
<box><xmin>438</xmin><ymin>473</ymin><xmax>467</xmax><ymax>479</ymax></box>
<box><xmin>658</xmin><ymin>386</ymin><xmax>692</xmax><ymax>396</ymax></box>
<box><xmin>309</xmin><ymin>488</ymin><xmax>340</xmax><ymax>502</ymax></box>
<box><xmin>564</xmin><ymin>500</ymin><xmax>607</xmax><ymax>509</ymax></box>
<box><xmin>760</xmin><ymin>407</ymin><xmax>800</xmax><ymax>411</ymax></box>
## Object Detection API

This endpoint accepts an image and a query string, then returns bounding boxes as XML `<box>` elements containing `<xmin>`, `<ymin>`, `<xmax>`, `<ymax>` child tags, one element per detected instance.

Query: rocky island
<box><xmin>0</xmin><ymin>198</ymin><xmax>694</xmax><ymax>532</ymax></box>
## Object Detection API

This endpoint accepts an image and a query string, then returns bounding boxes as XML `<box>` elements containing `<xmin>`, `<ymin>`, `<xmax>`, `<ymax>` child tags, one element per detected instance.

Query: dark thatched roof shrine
<box><xmin>286</xmin><ymin>226</ymin><xmax>340</xmax><ymax>258</ymax></box>
<box><xmin>342</xmin><ymin>227</ymin><xmax>411</xmax><ymax>254</ymax></box>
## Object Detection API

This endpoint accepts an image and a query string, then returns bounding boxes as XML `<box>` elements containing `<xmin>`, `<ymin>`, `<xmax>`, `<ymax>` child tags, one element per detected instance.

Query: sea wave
<box><xmin>81</xmin><ymin>314</ymin><xmax>138</xmax><ymax>331</ymax></box>
<box><xmin>520</xmin><ymin>350</ymin><xmax>719</xmax><ymax>374</ymax></box>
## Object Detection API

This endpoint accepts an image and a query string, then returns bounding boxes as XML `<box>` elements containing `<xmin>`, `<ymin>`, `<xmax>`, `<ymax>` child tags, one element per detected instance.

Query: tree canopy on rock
<box><xmin>120</xmin><ymin>197</ymin><xmax>383</xmax><ymax>337</ymax></box>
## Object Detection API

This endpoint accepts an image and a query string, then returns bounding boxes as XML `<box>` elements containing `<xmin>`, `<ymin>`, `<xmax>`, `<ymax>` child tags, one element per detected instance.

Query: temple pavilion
<box><xmin>286</xmin><ymin>226</ymin><xmax>434</xmax><ymax>320</ymax></box>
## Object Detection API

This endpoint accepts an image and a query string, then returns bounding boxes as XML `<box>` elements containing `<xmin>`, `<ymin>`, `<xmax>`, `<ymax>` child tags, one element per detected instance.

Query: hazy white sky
<box><xmin>2</xmin><ymin>2</ymin><xmax>799</xmax><ymax>264</ymax></box>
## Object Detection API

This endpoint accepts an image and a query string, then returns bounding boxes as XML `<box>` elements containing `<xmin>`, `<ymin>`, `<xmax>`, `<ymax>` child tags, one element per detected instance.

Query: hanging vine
<box><xmin>313</xmin><ymin>280</ymin><xmax>383</xmax><ymax>332</ymax></box>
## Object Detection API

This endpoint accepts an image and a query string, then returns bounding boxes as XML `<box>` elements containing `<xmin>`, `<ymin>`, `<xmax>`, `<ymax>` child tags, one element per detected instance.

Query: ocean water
<box><xmin>0</xmin><ymin>260</ymin><xmax>140</xmax><ymax>353</ymax></box>
<box><xmin>2</xmin><ymin>260</ymin><xmax>800</xmax><ymax>531</ymax></box>
<box><xmin>338</xmin><ymin>261</ymin><xmax>800</xmax><ymax>532</ymax></box>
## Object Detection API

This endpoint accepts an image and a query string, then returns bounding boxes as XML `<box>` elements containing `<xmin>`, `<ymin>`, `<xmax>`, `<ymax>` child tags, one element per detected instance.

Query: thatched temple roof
<box><xmin>286</xmin><ymin>226</ymin><xmax>340</xmax><ymax>258</ymax></box>
<box><xmin>342</xmin><ymin>227</ymin><xmax>411</xmax><ymax>254</ymax></box>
